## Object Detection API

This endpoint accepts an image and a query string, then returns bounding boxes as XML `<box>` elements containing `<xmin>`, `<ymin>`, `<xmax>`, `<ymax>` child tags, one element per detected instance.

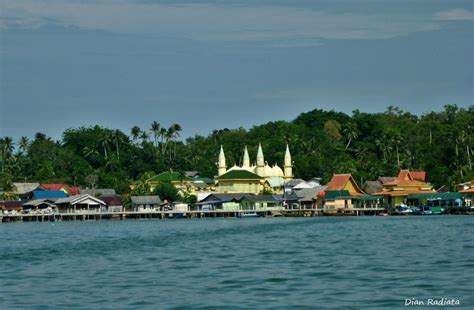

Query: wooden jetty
<box><xmin>1</xmin><ymin>207</ymin><xmax>386</xmax><ymax>223</ymax></box>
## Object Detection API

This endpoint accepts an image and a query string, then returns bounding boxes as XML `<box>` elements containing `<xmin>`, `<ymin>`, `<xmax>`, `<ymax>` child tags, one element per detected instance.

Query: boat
<box><xmin>237</xmin><ymin>211</ymin><xmax>259</xmax><ymax>218</ymax></box>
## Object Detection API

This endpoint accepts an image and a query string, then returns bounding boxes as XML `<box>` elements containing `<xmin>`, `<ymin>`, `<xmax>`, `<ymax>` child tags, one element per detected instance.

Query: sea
<box><xmin>1</xmin><ymin>216</ymin><xmax>473</xmax><ymax>309</ymax></box>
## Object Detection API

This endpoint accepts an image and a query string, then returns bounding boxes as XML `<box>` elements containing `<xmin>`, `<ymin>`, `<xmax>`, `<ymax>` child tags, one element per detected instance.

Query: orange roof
<box><xmin>40</xmin><ymin>183</ymin><xmax>73</xmax><ymax>195</ymax></box>
<box><xmin>372</xmin><ymin>190</ymin><xmax>434</xmax><ymax>197</ymax></box>
<box><xmin>460</xmin><ymin>188</ymin><xmax>474</xmax><ymax>193</ymax></box>
<box><xmin>383</xmin><ymin>179</ymin><xmax>428</xmax><ymax>187</ymax></box>
<box><xmin>398</xmin><ymin>170</ymin><xmax>412</xmax><ymax>181</ymax></box>
<box><xmin>411</xmin><ymin>171</ymin><xmax>427</xmax><ymax>181</ymax></box>
<box><xmin>326</xmin><ymin>174</ymin><xmax>364</xmax><ymax>195</ymax></box>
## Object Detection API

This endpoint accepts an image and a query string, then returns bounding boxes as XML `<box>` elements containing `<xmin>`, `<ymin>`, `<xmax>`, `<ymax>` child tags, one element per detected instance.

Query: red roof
<box><xmin>70</xmin><ymin>186</ymin><xmax>81</xmax><ymax>195</ymax></box>
<box><xmin>101</xmin><ymin>196</ymin><xmax>123</xmax><ymax>206</ymax></box>
<box><xmin>326</xmin><ymin>174</ymin><xmax>363</xmax><ymax>195</ymax></box>
<box><xmin>41</xmin><ymin>183</ymin><xmax>70</xmax><ymax>191</ymax></box>
<box><xmin>0</xmin><ymin>201</ymin><xmax>23</xmax><ymax>210</ymax></box>
<box><xmin>411</xmin><ymin>171</ymin><xmax>427</xmax><ymax>181</ymax></box>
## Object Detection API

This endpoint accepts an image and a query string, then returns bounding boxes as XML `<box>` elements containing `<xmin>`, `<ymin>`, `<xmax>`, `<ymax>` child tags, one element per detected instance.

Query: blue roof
<box><xmin>32</xmin><ymin>190</ymin><xmax>67</xmax><ymax>199</ymax></box>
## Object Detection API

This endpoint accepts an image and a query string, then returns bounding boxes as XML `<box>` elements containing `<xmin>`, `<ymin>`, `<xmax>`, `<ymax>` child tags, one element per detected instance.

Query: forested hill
<box><xmin>1</xmin><ymin>105</ymin><xmax>472</xmax><ymax>193</ymax></box>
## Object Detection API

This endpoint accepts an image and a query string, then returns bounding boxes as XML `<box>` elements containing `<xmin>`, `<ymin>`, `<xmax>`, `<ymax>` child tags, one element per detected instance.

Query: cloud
<box><xmin>434</xmin><ymin>9</ymin><xmax>474</xmax><ymax>21</ymax></box>
<box><xmin>0</xmin><ymin>0</ymin><xmax>461</xmax><ymax>47</ymax></box>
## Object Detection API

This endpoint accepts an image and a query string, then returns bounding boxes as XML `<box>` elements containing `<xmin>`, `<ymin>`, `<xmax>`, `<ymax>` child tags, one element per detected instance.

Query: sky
<box><xmin>0</xmin><ymin>0</ymin><xmax>473</xmax><ymax>141</ymax></box>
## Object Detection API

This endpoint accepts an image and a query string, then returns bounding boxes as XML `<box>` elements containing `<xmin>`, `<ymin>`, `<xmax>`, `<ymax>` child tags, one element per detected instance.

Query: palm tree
<box><xmin>18</xmin><ymin>136</ymin><xmax>30</xmax><ymax>153</ymax></box>
<box><xmin>99</xmin><ymin>132</ymin><xmax>111</xmax><ymax>159</ymax></box>
<box><xmin>150</xmin><ymin>121</ymin><xmax>161</xmax><ymax>147</ymax></box>
<box><xmin>139</xmin><ymin>131</ymin><xmax>150</xmax><ymax>145</ymax></box>
<box><xmin>111</xmin><ymin>129</ymin><xmax>123</xmax><ymax>160</ymax></box>
<box><xmin>159</xmin><ymin>127</ymin><xmax>168</xmax><ymax>154</ymax></box>
<box><xmin>2</xmin><ymin>137</ymin><xmax>14</xmax><ymax>158</ymax></box>
<box><xmin>131</xmin><ymin>126</ymin><xmax>141</xmax><ymax>143</ymax></box>
<box><xmin>343</xmin><ymin>123</ymin><xmax>359</xmax><ymax>150</ymax></box>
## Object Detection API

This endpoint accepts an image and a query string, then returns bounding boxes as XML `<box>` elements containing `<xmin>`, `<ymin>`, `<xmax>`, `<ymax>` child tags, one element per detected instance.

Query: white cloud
<box><xmin>0</xmin><ymin>0</ymin><xmax>464</xmax><ymax>47</ymax></box>
<box><xmin>434</xmin><ymin>9</ymin><xmax>474</xmax><ymax>21</ymax></box>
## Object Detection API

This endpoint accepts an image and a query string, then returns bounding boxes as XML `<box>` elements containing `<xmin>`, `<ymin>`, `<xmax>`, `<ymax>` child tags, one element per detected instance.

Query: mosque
<box><xmin>215</xmin><ymin>144</ymin><xmax>293</xmax><ymax>194</ymax></box>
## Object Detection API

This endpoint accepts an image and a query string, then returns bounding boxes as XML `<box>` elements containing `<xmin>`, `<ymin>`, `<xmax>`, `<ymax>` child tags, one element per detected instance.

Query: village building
<box><xmin>55</xmin><ymin>194</ymin><xmax>106</xmax><ymax>213</ymax></box>
<box><xmin>215</xmin><ymin>144</ymin><xmax>293</xmax><ymax>194</ymax></box>
<box><xmin>22</xmin><ymin>199</ymin><xmax>58</xmax><ymax>214</ymax></box>
<box><xmin>131</xmin><ymin>196</ymin><xmax>162</xmax><ymax>212</ymax></box>
<box><xmin>80</xmin><ymin>188</ymin><xmax>116</xmax><ymax>197</ymax></box>
<box><xmin>326</xmin><ymin>174</ymin><xmax>365</xmax><ymax>196</ymax></box>
<box><xmin>237</xmin><ymin>195</ymin><xmax>283</xmax><ymax>211</ymax></box>
<box><xmin>12</xmin><ymin>182</ymin><xmax>40</xmax><ymax>201</ymax></box>
<box><xmin>39</xmin><ymin>183</ymin><xmax>80</xmax><ymax>196</ymax></box>
<box><xmin>371</xmin><ymin>170</ymin><xmax>434</xmax><ymax>208</ymax></box>
<box><xmin>458</xmin><ymin>181</ymin><xmax>474</xmax><ymax>208</ymax></box>
<box><xmin>32</xmin><ymin>190</ymin><xmax>67</xmax><ymax>200</ymax></box>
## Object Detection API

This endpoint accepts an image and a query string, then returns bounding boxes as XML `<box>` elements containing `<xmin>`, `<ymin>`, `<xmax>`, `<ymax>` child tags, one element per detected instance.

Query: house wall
<box><xmin>217</xmin><ymin>180</ymin><xmax>262</xmax><ymax>194</ymax></box>
<box><xmin>324</xmin><ymin>198</ymin><xmax>354</xmax><ymax>211</ymax></box>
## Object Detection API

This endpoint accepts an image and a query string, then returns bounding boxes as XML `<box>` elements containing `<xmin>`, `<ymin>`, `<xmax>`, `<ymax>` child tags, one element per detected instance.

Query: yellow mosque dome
<box><xmin>263</xmin><ymin>164</ymin><xmax>273</xmax><ymax>177</ymax></box>
<box><xmin>272</xmin><ymin>164</ymin><xmax>284</xmax><ymax>177</ymax></box>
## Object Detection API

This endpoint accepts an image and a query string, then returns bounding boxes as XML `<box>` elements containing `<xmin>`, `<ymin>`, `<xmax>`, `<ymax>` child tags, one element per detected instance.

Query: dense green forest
<box><xmin>1</xmin><ymin>105</ymin><xmax>473</xmax><ymax>194</ymax></box>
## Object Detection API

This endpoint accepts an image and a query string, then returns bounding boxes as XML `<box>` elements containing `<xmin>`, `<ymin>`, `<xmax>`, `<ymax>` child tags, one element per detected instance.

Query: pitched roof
<box><xmin>240</xmin><ymin>195</ymin><xmax>277</xmax><ymax>203</ymax></box>
<box><xmin>100</xmin><ymin>196</ymin><xmax>123</xmax><ymax>206</ymax></box>
<box><xmin>0</xmin><ymin>201</ymin><xmax>23</xmax><ymax>210</ymax></box>
<box><xmin>460</xmin><ymin>188</ymin><xmax>474</xmax><ymax>194</ymax></box>
<box><xmin>32</xmin><ymin>190</ymin><xmax>67</xmax><ymax>199</ymax></box>
<box><xmin>378</xmin><ymin>177</ymin><xmax>397</xmax><ymax>184</ymax></box>
<box><xmin>326</xmin><ymin>174</ymin><xmax>363</xmax><ymax>195</ymax></box>
<box><xmin>185</xmin><ymin>171</ymin><xmax>200</xmax><ymax>177</ymax></box>
<box><xmin>23</xmin><ymin>199</ymin><xmax>56</xmax><ymax>208</ymax></box>
<box><xmin>80</xmin><ymin>188</ymin><xmax>116</xmax><ymax>197</ymax></box>
<box><xmin>410</xmin><ymin>171</ymin><xmax>427</xmax><ymax>181</ymax></box>
<box><xmin>199</xmin><ymin>193</ymin><xmax>247</xmax><ymax>203</ymax></box>
<box><xmin>69</xmin><ymin>186</ymin><xmax>81</xmax><ymax>195</ymax></box>
<box><xmin>55</xmin><ymin>194</ymin><xmax>106</xmax><ymax>205</ymax></box>
<box><xmin>40</xmin><ymin>183</ymin><xmax>71</xmax><ymax>192</ymax></box>
<box><xmin>294</xmin><ymin>187</ymin><xmax>327</xmax><ymax>201</ymax></box>
<box><xmin>131</xmin><ymin>196</ymin><xmax>162</xmax><ymax>205</ymax></box>
<box><xmin>218</xmin><ymin>170</ymin><xmax>262</xmax><ymax>180</ymax></box>
<box><xmin>13</xmin><ymin>182</ymin><xmax>40</xmax><ymax>195</ymax></box>
<box><xmin>362</xmin><ymin>181</ymin><xmax>383</xmax><ymax>194</ymax></box>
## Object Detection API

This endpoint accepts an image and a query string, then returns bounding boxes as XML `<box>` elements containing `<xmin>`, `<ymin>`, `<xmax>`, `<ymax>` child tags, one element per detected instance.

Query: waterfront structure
<box><xmin>100</xmin><ymin>196</ymin><xmax>124</xmax><ymax>212</ymax></box>
<box><xmin>22</xmin><ymin>199</ymin><xmax>57</xmax><ymax>213</ymax></box>
<box><xmin>131</xmin><ymin>195</ymin><xmax>162</xmax><ymax>212</ymax></box>
<box><xmin>0</xmin><ymin>201</ymin><xmax>23</xmax><ymax>215</ymax></box>
<box><xmin>12</xmin><ymin>182</ymin><xmax>40</xmax><ymax>201</ymax></box>
<box><xmin>459</xmin><ymin>181</ymin><xmax>474</xmax><ymax>207</ymax></box>
<box><xmin>326</xmin><ymin>174</ymin><xmax>365</xmax><ymax>195</ymax></box>
<box><xmin>371</xmin><ymin>170</ymin><xmax>434</xmax><ymax>208</ymax></box>
<box><xmin>55</xmin><ymin>194</ymin><xmax>106</xmax><ymax>212</ymax></box>
<box><xmin>146</xmin><ymin>171</ymin><xmax>211</xmax><ymax>196</ymax></box>
<box><xmin>237</xmin><ymin>195</ymin><xmax>283</xmax><ymax>211</ymax></box>
<box><xmin>196</xmin><ymin>193</ymin><xmax>244</xmax><ymax>211</ymax></box>
<box><xmin>215</xmin><ymin>144</ymin><xmax>293</xmax><ymax>194</ymax></box>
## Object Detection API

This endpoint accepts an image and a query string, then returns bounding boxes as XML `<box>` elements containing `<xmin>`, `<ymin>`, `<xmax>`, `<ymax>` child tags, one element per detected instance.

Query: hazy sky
<box><xmin>1</xmin><ymin>0</ymin><xmax>473</xmax><ymax>141</ymax></box>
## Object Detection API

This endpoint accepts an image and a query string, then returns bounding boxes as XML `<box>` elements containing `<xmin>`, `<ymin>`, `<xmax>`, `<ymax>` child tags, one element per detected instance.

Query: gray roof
<box><xmin>378</xmin><ymin>177</ymin><xmax>396</xmax><ymax>184</ymax></box>
<box><xmin>131</xmin><ymin>196</ymin><xmax>162</xmax><ymax>205</ymax></box>
<box><xmin>363</xmin><ymin>181</ymin><xmax>383</xmax><ymax>194</ymax></box>
<box><xmin>23</xmin><ymin>199</ymin><xmax>56</xmax><ymax>207</ymax></box>
<box><xmin>185</xmin><ymin>171</ymin><xmax>200</xmax><ymax>177</ymax></box>
<box><xmin>240</xmin><ymin>195</ymin><xmax>276</xmax><ymax>203</ymax></box>
<box><xmin>292</xmin><ymin>186</ymin><xmax>327</xmax><ymax>201</ymax></box>
<box><xmin>13</xmin><ymin>182</ymin><xmax>40</xmax><ymax>195</ymax></box>
<box><xmin>80</xmin><ymin>188</ymin><xmax>116</xmax><ymax>197</ymax></box>
<box><xmin>199</xmin><ymin>193</ymin><xmax>247</xmax><ymax>203</ymax></box>
<box><xmin>55</xmin><ymin>194</ymin><xmax>106</xmax><ymax>205</ymax></box>
<box><xmin>284</xmin><ymin>179</ymin><xmax>306</xmax><ymax>187</ymax></box>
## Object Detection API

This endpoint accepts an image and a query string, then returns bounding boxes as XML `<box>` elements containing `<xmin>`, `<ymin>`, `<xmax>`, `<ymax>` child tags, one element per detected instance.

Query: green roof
<box><xmin>148</xmin><ymin>172</ymin><xmax>192</xmax><ymax>182</ymax></box>
<box><xmin>218</xmin><ymin>170</ymin><xmax>262</xmax><ymax>180</ymax></box>
<box><xmin>325</xmin><ymin>190</ymin><xmax>351</xmax><ymax>200</ymax></box>
<box><xmin>407</xmin><ymin>192</ymin><xmax>462</xmax><ymax>200</ymax></box>
<box><xmin>194</xmin><ymin>177</ymin><xmax>215</xmax><ymax>184</ymax></box>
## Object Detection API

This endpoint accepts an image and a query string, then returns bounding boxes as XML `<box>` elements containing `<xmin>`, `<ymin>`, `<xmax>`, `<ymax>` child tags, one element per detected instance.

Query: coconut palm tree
<box><xmin>99</xmin><ymin>132</ymin><xmax>112</xmax><ymax>159</ymax></box>
<box><xmin>150</xmin><ymin>121</ymin><xmax>161</xmax><ymax>147</ymax></box>
<box><xmin>18</xmin><ymin>136</ymin><xmax>30</xmax><ymax>154</ymax></box>
<box><xmin>139</xmin><ymin>131</ymin><xmax>150</xmax><ymax>146</ymax></box>
<box><xmin>131</xmin><ymin>126</ymin><xmax>141</xmax><ymax>143</ymax></box>
<box><xmin>111</xmin><ymin>129</ymin><xmax>123</xmax><ymax>160</ymax></box>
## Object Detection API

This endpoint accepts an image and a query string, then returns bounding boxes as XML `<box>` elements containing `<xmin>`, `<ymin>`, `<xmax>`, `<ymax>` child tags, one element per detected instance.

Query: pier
<box><xmin>0</xmin><ymin>207</ymin><xmax>386</xmax><ymax>223</ymax></box>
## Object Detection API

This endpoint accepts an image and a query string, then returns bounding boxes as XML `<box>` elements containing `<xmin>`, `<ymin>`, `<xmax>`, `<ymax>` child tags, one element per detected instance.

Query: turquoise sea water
<box><xmin>1</xmin><ymin>216</ymin><xmax>473</xmax><ymax>309</ymax></box>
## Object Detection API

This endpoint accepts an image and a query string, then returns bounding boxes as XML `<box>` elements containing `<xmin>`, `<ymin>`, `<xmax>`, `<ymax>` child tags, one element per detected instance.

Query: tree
<box><xmin>153</xmin><ymin>181</ymin><xmax>179</xmax><ymax>202</ymax></box>
<box><xmin>323</xmin><ymin>120</ymin><xmax>342</xmax><ymax>142</ymax></box>
<box><xmin>18</xmin><ymin>136</ymin><xmax>30</xmax><ymax>153</ymax></box>
<box><xmin>131</xmin><ymin>126</ymin><xmax>141</xmax><ymax>143</ymax></box>
<box><xmin>150</xmin><ymin>121</ymin><xmax>161</xmax><ymax>147</ymax></box>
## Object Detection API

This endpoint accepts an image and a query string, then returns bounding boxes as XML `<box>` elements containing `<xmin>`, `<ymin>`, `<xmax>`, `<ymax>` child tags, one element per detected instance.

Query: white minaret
<box><xmin>218</xmin><ymin>145</ymin><xmax>227</xmax><ymax>176</ymax></box>
<box><xmin>284</xmin><ymin>144</ymin><xmax>293</xmax><ymax>179</ymax></box>
<box><xmin>243</xmin><ymin>145</ymin><xmax>250</xmax><ymax>168</ymax></box>
<box><xmin>256</xmin><ymin>143</ymin><xmax>264</xmax><ymax>176</ymax></box>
